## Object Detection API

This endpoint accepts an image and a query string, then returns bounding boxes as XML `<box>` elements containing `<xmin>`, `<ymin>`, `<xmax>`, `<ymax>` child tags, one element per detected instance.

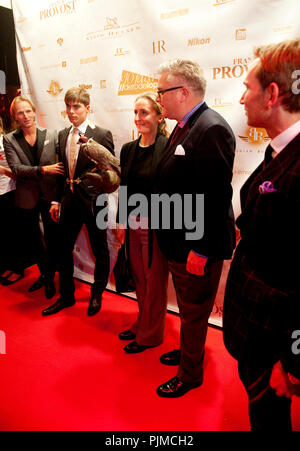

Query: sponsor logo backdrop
<box><xmin>12</xmin><ymin>0</ymin><xmax>300</xmax><ymax>326</ymax></box>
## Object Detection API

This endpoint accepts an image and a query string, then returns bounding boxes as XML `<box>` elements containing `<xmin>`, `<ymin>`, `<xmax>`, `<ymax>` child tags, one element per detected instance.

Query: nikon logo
<box><xmin>118</xmin><ymin>70</ymin><xmax>158</xmax><ymax>96</ymax></box>
<box><xmin>213</xmin><ymin>57</ymin><xmax>252</xmax><ymax>80</ymax></box>
<box><xmin>79</xmin><ymin>84</ymin><xmax>92</xmax><ymax>90</ymax></box>
<box><xmin>188</xmin><ymin>37</ymin><xmax>210</xmax><ymax>47</ymax></box>
<box><xmin>40</xmin><ymin>0</ymin><xmax>76</xmax><ymax>20</ymax></box>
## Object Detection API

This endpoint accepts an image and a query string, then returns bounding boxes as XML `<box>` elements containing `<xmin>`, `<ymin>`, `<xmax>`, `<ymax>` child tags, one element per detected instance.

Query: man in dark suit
<box><xmin>42</xmin><ymin>87</ymin><xmax>114</xmax><ymax>316</ymax></box>
<box><xmin>154</xmin><ymin>59</ymin><xmax>236</xmax><ymax>397</ymax></box>
<box><xmin>4</xmin><ymin>96</ymin><xmax>63</xmax><ymax>296</ymax></box>
<box><xmin>223</xmin><ymin>39</ymin><xmax>300</xmax><ymax>430</ymax></box>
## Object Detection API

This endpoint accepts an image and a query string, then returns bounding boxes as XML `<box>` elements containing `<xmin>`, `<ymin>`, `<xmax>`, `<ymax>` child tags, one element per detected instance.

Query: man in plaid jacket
<box><xmin>223</xmin><ymin>38</ymin><xmax>300</xmax><ymax>431</ymax></box>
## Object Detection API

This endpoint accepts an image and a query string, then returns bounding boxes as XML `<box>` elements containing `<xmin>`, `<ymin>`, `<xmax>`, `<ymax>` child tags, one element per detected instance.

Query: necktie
<box><xmin>169</xmin><ymin>123</ymin><xmax>189</xmax><ymax>147</ymax></box>
<box><xmin>69</xmin><ymin>128</ymin><xmax>78</xmax><ymax>189</ymax></box>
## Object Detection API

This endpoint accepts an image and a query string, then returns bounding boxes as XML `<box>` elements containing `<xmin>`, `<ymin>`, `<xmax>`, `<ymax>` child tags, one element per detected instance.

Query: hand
<box><xmin>50</xmin><ymin>204</ymin><xmax>60</xmax><ymax>223</ymax></box>
<box><xmin>186</xmin><ymin>251</ymin><xmax>208</xmax><ymax>275</ymax></box>
<box><xmin>42</xmin><ymin>162</ymin><xmax>65</xmax><ymax>175</ymax></box>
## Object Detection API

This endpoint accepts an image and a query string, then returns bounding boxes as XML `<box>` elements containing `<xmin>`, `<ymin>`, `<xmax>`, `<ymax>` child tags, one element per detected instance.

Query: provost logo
<box><xmin>47</xmin><ymin>81</ymin><xmax>63</xmax><ymax>97</ymax></box>
<box><xmin>40</xmin><ymin>0</ymin><xmax>76</xmax><ymax>20</ymax></box>
<box><xmin>213</xmin><ymin>57</ymin><xmax>252</xmax><ymax>80</ymax></box>
<box><xmin>238</xmin><ymin>127</ymin><xmax>270</xmax><ymax>145</ymax></box>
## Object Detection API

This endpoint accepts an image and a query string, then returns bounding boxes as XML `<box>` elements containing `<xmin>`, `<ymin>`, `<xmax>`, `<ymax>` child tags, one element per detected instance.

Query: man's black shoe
<box><xmin>160</xmin><ymin>349</ymin><xmax>181</xmax><ymax>366</ymax></box>
<box><xmin>28</xmin><ymin>275</ymin><xmax>45</xmax><ymax>292</ymax></box>
<box><xmin>118</xmin><ymin>329</ymin><xmax>136</xmax><ymax>341</ymax></box>
<box><xmin>124</xmin><ymin>340</ymin><xmax>157</xmax><ymax>354</ymax></box>
<box><xmin>87</xmin><ymin>296</ymin><xmax>102</xmax><ymax>316</ymax></box>
<box><xmin>156</xmin><ymin>376</ymin><xmax>202</xmax><ymax>398</ymax></box>
<box><xmin>42</xmin><ymin>297</ymin><xmax>75</xmax><ymax>316</ymax></box>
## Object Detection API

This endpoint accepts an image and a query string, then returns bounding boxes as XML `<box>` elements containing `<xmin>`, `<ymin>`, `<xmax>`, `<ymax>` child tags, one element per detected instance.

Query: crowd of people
<box><xmin>0</xmin><ymin>38</ymin><xmax>299</xmax><ymax>430</ymax></box>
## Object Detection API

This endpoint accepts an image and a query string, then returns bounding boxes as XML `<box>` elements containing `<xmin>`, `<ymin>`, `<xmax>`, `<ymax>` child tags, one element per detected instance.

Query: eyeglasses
<box><xmin>156</xmin><ymin>86</ymin><xmax>183</xmax><ymax>98</ymax></box>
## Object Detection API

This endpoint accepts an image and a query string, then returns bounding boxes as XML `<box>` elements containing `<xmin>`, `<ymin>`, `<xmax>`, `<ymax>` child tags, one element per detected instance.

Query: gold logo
<box><xmin>238</xmin><ymin>127</ymin><xmax>270</xmax><ymax>145</ymax></box>
<box><xmin>212</xmin><ymin>98</ymin><xmax>234</xmax><ymax>108</ymax></box>
<box><xmin>22</xmin><ymin>47</ymin><xmax>31</xmax><ymax>52</ymax></box>
<box><xmin>85</xmin><ymin>17</ymin><xmax>140</xmax><ymax>41</ymax></box>
<box><xmin>213</xmin><ymin>57</ymin><xmax>252</xmax><ymax>80</ymax></box>
<box><xmin>47</xmin><ymin>81</ymin><xmax>63</xmax><ymax>97</ymax></box>
<box><xmin>79</xmin><ymin>84</ymin><xmax>92</xmax><ymax>90</ymax></box>
<box><xmin>188</xmin><ymin>37</ymin><xmax>210</xmax><ymax>47</ymax></box>
<box><xmin>40</xmin><ymin>0</ymin><xmax>76</xmax><ymax>20</ymax></box>
<box><xmin>161</xmin><ymin>9</ymin><xmax>189</xmax><ymax>20</ymax></box>
<box><xmin>118</xmin><ymin>70</ymin><xmax>158</xmax><ymax>96</ymax></box>
<box><xmin>80</xmin><ymin>56</ymin><xmax>98</xmax><ymax>64</ymax></box>
<box><xmin>57</xmin><ymin>38</ymin><xmax>64</xmax><ymax>47</ymax></box>
<box><xmin>213</xmin><ymin>0</ymin><xmax>236</xmax><ymax>5</ymax></box>
<box><xmin>115</xmin><ymin>48</ymin><xmax>130</xmax><ymax>57</ymax></box>
<box><xmin>235</xmin><ymin>29</ymin><xmax>247</xmax><ymax>40</ymax></box>
<box><xmin>104</xmin><ymin>17</ymin><xmax>120</xmax><ymax>31</ymax></box>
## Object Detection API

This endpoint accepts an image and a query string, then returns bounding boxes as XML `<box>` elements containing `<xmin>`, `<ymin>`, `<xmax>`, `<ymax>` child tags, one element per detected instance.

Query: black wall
<box><xmin>0</xmin><ymin>6</ymin><xmax>20</xmax><ymax>86</ymax></box>
<box><xmin>0</xmin><ymin>6</ymin><xmax>20</xmax><ymax>131</ymax></box>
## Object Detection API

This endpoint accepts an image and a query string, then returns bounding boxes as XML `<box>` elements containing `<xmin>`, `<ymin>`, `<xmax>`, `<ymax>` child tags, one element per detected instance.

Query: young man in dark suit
<box><xmin>154</xmin><ymin>59</ymin><xmax>236</xmax><ymax>397</ymax></box>
<box><xmin>42</xmin><ymin>88</ymin><xmax>114</xmax><ymax>316</ymax></box>
<box><xmin>223</xmin><ymin>39</ymin><xmax>300</xmax><ymax>430</ymax></box>
<box><xmin>4</xmin><ymin>96</ymin><xmax>63</xmax><ymax>297</ymax></box>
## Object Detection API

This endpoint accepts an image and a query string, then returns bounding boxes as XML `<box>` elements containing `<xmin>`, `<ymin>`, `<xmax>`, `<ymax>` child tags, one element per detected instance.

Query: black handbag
<box><xmin>113</xmin><ymin>243</ymin><xmax>136</xmax><ymax>293</ymax></box>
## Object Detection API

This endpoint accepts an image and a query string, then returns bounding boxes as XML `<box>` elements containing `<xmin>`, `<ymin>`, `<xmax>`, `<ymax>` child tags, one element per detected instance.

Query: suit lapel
<box><xmin>156</xmin><ymin>102</ymin><xmax>209</xmax><ymax>176</ymax></box>
<box><xmin>36</xmin><ymin>128</ymin><xmax>46</xmax><ymax>162</ymax></box>
<box><xmin>123</xmin><ymin>139</ymin><xmax>139</xmax><ymax>179</ymax></box>
<box><xmin>60</xmin><ymin>127</ymin><xmax>71</xmax><ymax>176</ymax></box>
<box><xmin>241</xmin><ymin>133</ymin><xmax>300</xmax><ymax>210</ymax></box>
<box><xmin>12</xmin><ymin>129</ymin><xmax>34</xmax><ymax>164</ymax></box>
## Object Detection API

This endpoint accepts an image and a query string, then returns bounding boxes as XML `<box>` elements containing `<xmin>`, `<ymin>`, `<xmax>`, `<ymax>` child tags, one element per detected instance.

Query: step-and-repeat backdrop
<box><xmin>11</xmin><ymin>0</ymin><xmax>299</xmax><ymax>326</ymax></box>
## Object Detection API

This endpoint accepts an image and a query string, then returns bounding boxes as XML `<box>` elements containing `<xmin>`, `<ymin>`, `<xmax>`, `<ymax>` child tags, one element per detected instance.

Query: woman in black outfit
<box><xmin>117</xmin><ymin>92</ymin><xmax>169</xmax><ymax>353</ymax></box>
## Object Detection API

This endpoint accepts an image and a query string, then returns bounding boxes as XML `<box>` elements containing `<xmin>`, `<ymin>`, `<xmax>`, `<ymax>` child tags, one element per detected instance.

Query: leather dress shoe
<box><xmin>156</xmin><ymin>376</ymin><xmax>202</xmax><ymax>398</ymax></box>
<box><xmin>44</xmin><ymin>280</ymin><xmax>56</xmax><ymax>299</ymax></box>
<box><xmin>87</xmin><ymin>296</ymin><xmax>102</xmax><ymax>316</ymax></box>
<box><xmin>118</xmin><ymin>329</ymin><xmax>136</xmax><ymax>341</ymax></box>
<box><xmin>124</xmin><ymin>340</ymin><xmax>156</xmax><ymax>354</ymax></box>
<box><xmin>1</xmin><ymin>272</ymin><xmax>24</xmax><ymax>286</ymax></box>
<box><xmin>42</xmin><ymin>297</ymin><xmax>75</xmax><ymax>316</ymax></box>
<box><xmin>28</xmin><ymin>275</ymin><xmax>45</xmax><ymax>292</ymax></box>
<box><xmin>160</xmin><ymin>349</ymin><xmax>181</xmax><ymax>366</ymax></box>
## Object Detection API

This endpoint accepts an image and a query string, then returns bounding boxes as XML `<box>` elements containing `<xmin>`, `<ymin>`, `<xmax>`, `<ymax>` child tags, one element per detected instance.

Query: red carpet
<box><xmin>0</xmin><ymin>265</ymin><xmax>299</xmax><ymax>431</ymax></box>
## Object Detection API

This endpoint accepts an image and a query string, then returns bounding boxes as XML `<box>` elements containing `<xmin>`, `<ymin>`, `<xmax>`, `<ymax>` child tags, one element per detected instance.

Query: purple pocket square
<box><xmin>259</xmin><ymin>181</ymin><xmax>277</xmax><ymax>194</ymax></box>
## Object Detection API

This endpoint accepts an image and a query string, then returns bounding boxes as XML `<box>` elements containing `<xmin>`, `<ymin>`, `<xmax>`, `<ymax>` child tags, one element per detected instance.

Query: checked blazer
<box><xmin>223</xmin><ymin>132</ymin><xmax>300</xmax><ymax>378</ymax></box>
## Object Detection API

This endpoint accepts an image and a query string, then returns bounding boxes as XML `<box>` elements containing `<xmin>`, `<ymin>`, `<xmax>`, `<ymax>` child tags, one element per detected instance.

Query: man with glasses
<box><xmin>154</xmin><ymin>59</ymin><xmax>236</xmax><ymax>397</ymax></box>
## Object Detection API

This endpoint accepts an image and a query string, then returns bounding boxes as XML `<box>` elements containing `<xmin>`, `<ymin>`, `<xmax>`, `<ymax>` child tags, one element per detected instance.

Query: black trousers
<box><xmin>0</xmin><ymin>190</ymin><xmax>22</xmax><ymax>274</ymax></box>
<box><xmin>237</xmin><ymin>325</ymin><xmax>292</xmax><ymax>431</ymax></box>
<box><xmin>16</xmin><ymin>199</ymin><xmax>59</xmax><ymax>279</ymax></box>
<box><xmin>58</xmin><ymin>192</ymin><xmax>109</xmax><ymax>300</ymax></box>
